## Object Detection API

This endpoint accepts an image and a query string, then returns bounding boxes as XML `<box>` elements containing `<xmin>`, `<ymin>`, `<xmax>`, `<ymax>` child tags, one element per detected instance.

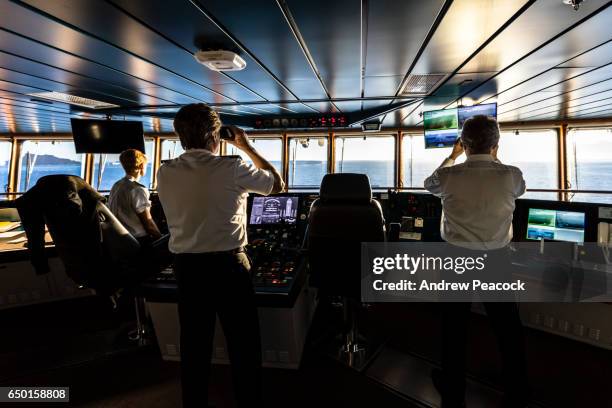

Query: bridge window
<box><xmin>498</xmin><ymin>130</ymin><xmax>558</xmax><ymax>200</ymax></box>
<box><xmin>18</xmin><ymin>140</ymin><xmax>84</xmax><ymax>192</ymax></box>
<box><xmin>402</xmin><ymin>134</ymin><xmax>465</xmax><ymax>188</ymax></box>
<box><xmin>0</xmin><ymin>140</ymin><xmax>11</xmax><ymax>194</ymax></box>
<box><xmin>226</xmin><ymin>137</ymin><xmax>283</xmax><ymax>174</ymax></box>
<box><xmin>334</xmin><ymin>135</ymin><xmax>395</xmax><ymax>188</ymax></box>
<box><xmin>92</xmin><ymin>140</ymin><xmax>155</xmax><ymax>191</ymax></box>
<box><xmin>288</xmin><ymin>136</ymin><xmax>327</xmax><ymax>188</ymax></box>
<box><xmin>566</xmin><ymin>128</ymin><xmax>612</xmax><ymax>204</ymax></box>
<box><xmin>160</xmin><ymin>139</ymin><xmax>185</xmax><ymax>160</ymax></box>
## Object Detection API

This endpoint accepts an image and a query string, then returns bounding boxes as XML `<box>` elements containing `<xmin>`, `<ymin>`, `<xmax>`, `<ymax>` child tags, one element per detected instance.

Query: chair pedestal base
<box><xmin>129</xmin><ymin>296</ymin><xmax>152</xmax><ymax>347</ymax></box>
<box><xmin>322</xmin><ymin>297</ymin><xmax>381</xmax><ymax>372</ymax></box>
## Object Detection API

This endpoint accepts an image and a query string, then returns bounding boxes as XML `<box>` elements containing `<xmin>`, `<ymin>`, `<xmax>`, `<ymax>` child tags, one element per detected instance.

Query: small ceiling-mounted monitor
<box><xmin>71</xmin><ymin>119</ymin><xmax>145</xmax><ymax>154</ymax></box>
<box><xmin>423</xmin><ymin>108</ymin><xmax>458</xmax><ymax>149</ymax></box>
<box><xmin>457</xmin><ymin>103</ymin><xmax>497</xmax><ymax>131</ymax></box>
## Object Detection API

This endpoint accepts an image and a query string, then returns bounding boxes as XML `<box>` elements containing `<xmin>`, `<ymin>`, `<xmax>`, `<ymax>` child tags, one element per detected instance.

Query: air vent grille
<box><xmin>400</xmin><ymin>74</ymin><xmax>446</xmax><ymax>96</ymax></box>
<box><xmin>27</xmin><ymin>92</ymin><xmax>119</xmax><ymax>109</ymax></box>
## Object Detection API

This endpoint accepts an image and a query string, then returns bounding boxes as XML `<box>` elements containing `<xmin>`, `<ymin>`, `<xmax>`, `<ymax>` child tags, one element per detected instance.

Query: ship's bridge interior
<box><xmin>1</xmin><ymin>1</ymin><xmax>612</xmax><ymax>408</ymax></box>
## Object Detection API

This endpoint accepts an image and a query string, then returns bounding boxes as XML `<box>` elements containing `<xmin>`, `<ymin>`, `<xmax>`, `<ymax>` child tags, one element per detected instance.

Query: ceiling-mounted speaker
<box><xmin>194</xmin><ymin>50</ymin><xmax>247</xmax><ymax>71</ymax></box>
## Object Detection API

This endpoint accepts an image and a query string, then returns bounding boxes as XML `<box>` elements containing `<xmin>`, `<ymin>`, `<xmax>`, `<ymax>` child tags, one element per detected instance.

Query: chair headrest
<box><xmin>319</xmin><ymin>173</ymin><xmax>372</xmax><ymax>204</ymax></box>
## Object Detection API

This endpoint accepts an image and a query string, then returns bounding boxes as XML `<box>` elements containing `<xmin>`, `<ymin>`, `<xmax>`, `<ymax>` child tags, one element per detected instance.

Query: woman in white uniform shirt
<box><xmin>108</xmin><ymin>149</ymin><xmax>161</xmax><ymax>245</ymax></box>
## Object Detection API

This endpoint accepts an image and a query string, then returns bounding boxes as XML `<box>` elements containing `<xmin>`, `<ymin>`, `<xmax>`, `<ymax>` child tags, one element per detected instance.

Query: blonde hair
<box><xmin>119</xmin><ymin>149</ymin><xmax>147</xmax><ymax>174</ymax></box>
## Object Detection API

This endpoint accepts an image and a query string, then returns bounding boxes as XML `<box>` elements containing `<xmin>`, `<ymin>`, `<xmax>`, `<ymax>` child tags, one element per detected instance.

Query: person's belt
<box><xmin>205</xmin><ymin>246</ymin><xmax>245</xmax><ymax>256</ymax></box>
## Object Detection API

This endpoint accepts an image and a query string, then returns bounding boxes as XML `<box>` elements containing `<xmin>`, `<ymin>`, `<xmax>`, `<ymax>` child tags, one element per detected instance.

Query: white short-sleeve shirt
<box><xmin>157</xmin><ymin>149</ymin><xmax>275</xmax><ymax>254</ymax></box>
<box><xmin>108</xmin><ymin>176</ymin><xmax>151</xmax><ymax>238</ymax></box>
<box><xmin>424</xmin><ymin>154</ymin><xmax>526</xmax><ymax>250</ymax></box>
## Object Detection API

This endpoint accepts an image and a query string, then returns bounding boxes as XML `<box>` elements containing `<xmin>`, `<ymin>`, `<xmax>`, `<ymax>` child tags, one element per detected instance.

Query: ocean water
<box><xmin>2</xmin><ymin>160</ymin><xmax>611</xmax><ymax>204</ymax></box>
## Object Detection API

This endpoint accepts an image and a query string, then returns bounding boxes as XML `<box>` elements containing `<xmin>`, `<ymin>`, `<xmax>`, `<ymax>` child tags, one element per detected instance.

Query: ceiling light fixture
<box><xmin>194</xmin><ymin>50</ymin><xmax>247</xmax><ymax>71</ymax></box>
<box><xmin>26</xmin><ymin>92</ymin><xmax>119</xmax><ymax>109</ymax></box>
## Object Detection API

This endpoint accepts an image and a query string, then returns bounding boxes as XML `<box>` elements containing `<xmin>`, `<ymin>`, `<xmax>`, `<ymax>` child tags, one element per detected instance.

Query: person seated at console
<box><xmin>108</xmin><ymin>149</ymin><xmax>161</xmax><ymax>245</ymax></box>
<box><xmin>425</xmin><ymin>115</ymin><xmax>528</xmax><ymax>408</ymax></box>
<box><xmin>157</xmin><ymin>104</ymin><xmax>284</xmax><ymax>408</ymax></box>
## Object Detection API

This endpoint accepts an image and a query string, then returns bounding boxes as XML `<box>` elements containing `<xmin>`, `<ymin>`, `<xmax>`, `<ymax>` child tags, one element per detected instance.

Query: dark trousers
<box><xmin>174</xmin><ymin>251</ymin><xmax>263</xmax><ymax>408</ymax></box>
<box><xmin>441</xmin><ymin>301</ymin><xmax>528</xmax><ymax>403</ymax></box>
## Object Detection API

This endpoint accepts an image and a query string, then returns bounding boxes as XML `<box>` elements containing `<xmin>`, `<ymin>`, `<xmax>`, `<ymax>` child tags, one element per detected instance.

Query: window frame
<box><xmin>223</xmin><ymin>135</ymin><xmax>284</xmax><ymax>175</ymax></box>
<box><xmin>3</xmin><ymin>123</ymin><xmax>612</xmax><ymax>203</ymax></box>
<box><xmin>333</xmin><ymin>133</ymin><xmax>397</xmax><ymax>189</ymax></box>
<box><xmin>287</xmin><ymin>134</ymin><xmax>330</xmax><ymax>189</ymax></box>
<box><xmin>564</xmin><ymin>126</ymin><xmax>612</xmax><ymax>203</ymax></box>
<box><xmin>0</xmin><ymin>138</ymin><xmax>13</xmax><ymax>195</ymax></box>
<box><xmin>15</xmin><ymin>137</ymin><xmax>86</xmax><ymax>193</ymax></box>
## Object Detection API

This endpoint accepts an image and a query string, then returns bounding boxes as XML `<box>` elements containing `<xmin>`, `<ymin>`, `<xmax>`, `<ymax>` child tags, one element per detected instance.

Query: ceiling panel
<box><xmin>505</xmin><ymin>88</ymin><xmax>612</xmax><ymax>118</ymax></box>
<box><xmin>499</xmin><ymin>66</ymin><xmax>612</xmax><ymax>113</ymax></box>
<box><xmin>0</xmin><ymin>51</ymin><xmax>172</xmax><ymax>106</ymax></box>
<box><xmin>105</xmin><ymin>0</ymin><xmax>299</xmax><ymax>104</ymax></box>
<box><xmin>0</xmin><ymin>0</ymin><xmax>611</xmax><ymax>134</ymax></box>
<box><xmin>495</xmin><ymin>66</ymin><xmax>609</xmax><ymax>108</ymax></box>
<box><xmin>521</xmin><ymin>97</ymin><xmax>612</xmax><ymax>121</ymax></box>
<box><xmin>453</xmin><ymin>0</ymin><xmax>612</xmax><ymax>107</ymax></box>
<box><xmin>0</xmin><ymin>29</ymin><xmax>198</xmax><ymax>105</ymax></box>
<box><xmin>459</xmin><ymin>0</ymin><xmax>611</xmax><ymax>73</ymax></box>
<box><xmin>412</xmin><ymin>0</ymin><xmax>528</xmax><ymax>75</ymax></box>
<box><xmin>558</xmin><ymin>40</ymin><xmax>612</xmax><ymax>68</ymax></box>
<box><xmin>191</xmin><ymin>0</ymin><xmax>327</xmax><ymax>100</ymax></box>
<box><xmin>0</xmin><ymin>0</ymin><xmax>233</xmax><ymax>103</ymax></box>
<box><xmin>286</xmin><ymin>0</ymin><xmax>361</xmax><ymax>99</ymax></box>
<box><xmin>571</xmin><ymin>108</ymin><xmax>612</xmax><ymax>119</ymax></box>
<box><xmin>0</xmin><ymin>95</ymin><xmax>72</xmax><ymax>115</ymax></box>
<box><xmin>433</xmin><ymin>72</ymin><xmax>498</xmax><ymax>100</ymax></box>
<box><xmin>364</xmin><ymin>0</ymin><xmax>444</xmax><ymax>80</ymax></box>
<box><xmin>463</xmin><ymin>13</ymin><xmax>612</xmax><ymax>111</ymax></box>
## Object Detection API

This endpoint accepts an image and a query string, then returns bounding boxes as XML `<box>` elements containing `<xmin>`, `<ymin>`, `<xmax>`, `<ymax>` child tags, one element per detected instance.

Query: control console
<box><xmin>247</xmin><ymin>195</ymin><xmax>306</xmax><ymax>295</ymax></box>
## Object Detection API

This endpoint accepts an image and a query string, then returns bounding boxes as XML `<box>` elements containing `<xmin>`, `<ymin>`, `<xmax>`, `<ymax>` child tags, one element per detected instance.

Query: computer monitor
<box><xmin>249</xmin><ymin>196</ymin><xmax>299</xmax><ymax>225</ymax></box>
<box><xmin>457</xmin><ymin>103</ymin><xmax>497</xmax><ymax>131</ymax></box>
<box><xmin>71</xmin><ymin>119</ymin><xmax>145</xmax><ymax>154</ymax></box>
<box><xmin>423</xmin><ymin>108</ymin><xmax>458</xmax><ymax>149</ymax></box>
<box><xmin>526</xmin><ymin>208</ymin><xmax>585</xmax><ymax>243</ymax></box>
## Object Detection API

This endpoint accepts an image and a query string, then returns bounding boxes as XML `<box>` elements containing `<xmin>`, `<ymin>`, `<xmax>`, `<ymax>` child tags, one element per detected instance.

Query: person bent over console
<box><xmin>157</xmin><ymin>104</ymin><xmax>284</xmax><ymax>408</ymax></box>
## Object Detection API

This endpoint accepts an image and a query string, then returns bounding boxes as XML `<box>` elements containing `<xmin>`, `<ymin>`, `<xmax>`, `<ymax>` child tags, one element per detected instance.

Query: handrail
<box><xmin>2</xmin><ymin>188</ymin><xmax>612</xmax><ymax>196</ymax></box>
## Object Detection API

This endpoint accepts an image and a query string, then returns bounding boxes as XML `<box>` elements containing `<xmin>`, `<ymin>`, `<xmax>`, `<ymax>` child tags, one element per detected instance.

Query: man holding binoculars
<box><xmin>157</xmin><ymin>103</ymin><xmax>284</xmax><ymax>408</ymax></box>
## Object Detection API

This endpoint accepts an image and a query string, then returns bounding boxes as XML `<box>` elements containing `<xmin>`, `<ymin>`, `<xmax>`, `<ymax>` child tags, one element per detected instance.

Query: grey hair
<box><xmin>460</xmin><ymin>115</ymin><xmax>500</xmax><ymax>154</ymax></box>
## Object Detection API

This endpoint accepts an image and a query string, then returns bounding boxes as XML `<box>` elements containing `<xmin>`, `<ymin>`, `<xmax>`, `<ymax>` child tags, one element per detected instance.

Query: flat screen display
<box><xmin>423</xmin><ymin>108</ymin><xmax>458</xmax><ymax>149</ymax></box>
<box><xmin>526</xmin><ymin>208</ymin><xmax>585</xmax><ymax>243</ymax></box>
<box><xmin>249</xmin><ymin>196</ymin><xmax>299</xmax><ymax>225</ymax></box>
<box><xmin>457</xmin><ymin>103</ymin><xmax>497</xmax><ymax>131</ymax></box>
<box><xmin>71</xmin><ymin>119</ymin><xmax>145</xmax><ymax>154</ymax></box>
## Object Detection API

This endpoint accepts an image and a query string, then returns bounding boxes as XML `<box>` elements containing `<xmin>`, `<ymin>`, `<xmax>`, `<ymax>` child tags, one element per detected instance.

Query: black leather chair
<box><xmin>5</xmin><ymin>175</ymin><xmax>169</xmax><ymax>345</ymax></box>
<box><xmin>307</xmin><ymin>173</ymin><xmax>386</xmax><ymax>368</ymax></box>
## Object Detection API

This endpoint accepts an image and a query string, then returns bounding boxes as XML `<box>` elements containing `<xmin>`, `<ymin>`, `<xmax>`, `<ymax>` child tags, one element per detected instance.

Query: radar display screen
<box><xmin>249</xmin><ymin>196</ymin><xmax>299</xmax><ymax>225</ymax></box>
<box><xmin>526</xmin><ymin>208</ymin><xmax>585</xmax><ymax>243</ymax></box>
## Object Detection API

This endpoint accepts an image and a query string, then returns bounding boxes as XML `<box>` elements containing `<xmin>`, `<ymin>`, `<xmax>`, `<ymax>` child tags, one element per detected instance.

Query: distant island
<box><xmin>22</xmin><ymin>153</ymin><xmax>80</xmax><ymax>166</ymax></box>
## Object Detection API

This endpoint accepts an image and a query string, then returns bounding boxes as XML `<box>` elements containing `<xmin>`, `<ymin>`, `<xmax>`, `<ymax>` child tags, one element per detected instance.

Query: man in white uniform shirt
<box><xmin>157</xmin><ymin>104</ymin><xmax>283</xmax><ymax>408</ymax></box>
<box><xmin>425</xmin><ymin>115</ymin><xmax>529</xmax><ymax>408</ymax></box>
